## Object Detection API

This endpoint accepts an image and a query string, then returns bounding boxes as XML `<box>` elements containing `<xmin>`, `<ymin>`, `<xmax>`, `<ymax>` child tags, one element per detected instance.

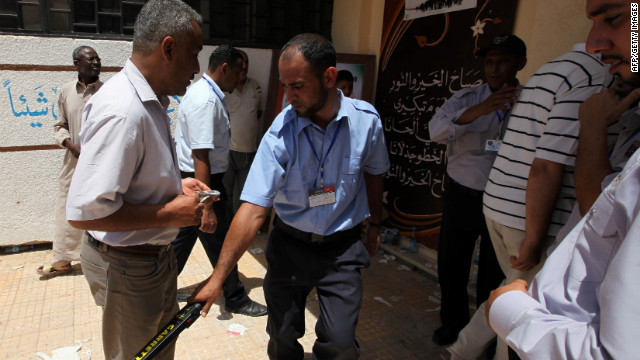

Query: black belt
<box><xmin>274</xmin><ymin>217</ymin><xmax>360</xmax><ymax>244</ymax></box>
<box><xmin>87</xmin><ymin>234</ymin><xmax>171</xmax><ymax>256</ymax></box>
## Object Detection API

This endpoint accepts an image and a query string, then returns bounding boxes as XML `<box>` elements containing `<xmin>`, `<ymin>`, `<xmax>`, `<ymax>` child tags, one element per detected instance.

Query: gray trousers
<box><xmin>80</xmin><ymin>234</ymin><xmax>179</xmax><ymax>360</ymax></box>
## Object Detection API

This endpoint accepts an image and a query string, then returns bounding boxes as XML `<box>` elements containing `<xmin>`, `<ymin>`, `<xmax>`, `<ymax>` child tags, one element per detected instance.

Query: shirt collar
<box><xmin>75</xmin><ymin>79</ymin><xmax>101</xmax><ymax>92</ymax></box>
<box><xmin>123</xmin><ymin>59</ymin><xmax>169</xmax><ymax>109</ymax></box>
<box><xmin>285</xmin><ymin>90</ymin><xmax>349</xmax><ymax>136</ymax></box>
<box><xmin>202</xmin><ymin>73</ymin><xmax>226</xmax><ymax>102</ymax></box>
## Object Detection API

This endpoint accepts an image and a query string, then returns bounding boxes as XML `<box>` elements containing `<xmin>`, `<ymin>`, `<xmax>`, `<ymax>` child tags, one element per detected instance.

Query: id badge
<box><xmin>309</xmin><ymin>186</ymin><xmax>336</xmax><ymax>207</ymax></box>
<box><xmin>485</xmin><ymin>139</ymin><xmax>502</xmax><ymax>152</ymax></box>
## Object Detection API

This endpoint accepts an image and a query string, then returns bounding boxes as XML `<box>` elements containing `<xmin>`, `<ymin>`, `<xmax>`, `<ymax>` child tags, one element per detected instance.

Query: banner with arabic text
<box><xmin>376</xmin><ymin>0</ymin><xmax>519</xmax><ymax>248</ymax></box>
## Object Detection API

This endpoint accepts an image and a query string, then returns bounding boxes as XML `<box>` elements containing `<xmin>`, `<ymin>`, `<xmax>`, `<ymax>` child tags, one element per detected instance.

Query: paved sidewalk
<box><xmin>0</xmin><ymin>234</ymin><xmax>450</xmax><ymax>359</ymax></box>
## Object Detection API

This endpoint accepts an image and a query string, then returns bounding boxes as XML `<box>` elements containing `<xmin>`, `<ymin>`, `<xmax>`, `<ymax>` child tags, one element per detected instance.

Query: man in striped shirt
<box><xmin>447</xmin><ymin>45</ymin><xmax>615</xmax><ymax>359</ymax></box>
<box><xmin>485</xmin><ymin>1</ymin><xmax>640</xmax><ymax>357</ymax></box>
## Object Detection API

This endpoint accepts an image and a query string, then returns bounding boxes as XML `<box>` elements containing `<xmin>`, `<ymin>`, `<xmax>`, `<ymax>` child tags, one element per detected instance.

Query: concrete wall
<box><xmin>0</xmin><ymin>35</ymin><xmax>271</xmax><ymax>246</ymax></box>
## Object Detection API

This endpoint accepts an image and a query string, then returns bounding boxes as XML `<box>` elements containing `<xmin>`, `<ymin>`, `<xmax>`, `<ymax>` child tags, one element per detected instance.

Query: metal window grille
<box><xmin>0</xmin><ymin>0</ymin><xmax>333</xmax><ymax>48</ymax></box>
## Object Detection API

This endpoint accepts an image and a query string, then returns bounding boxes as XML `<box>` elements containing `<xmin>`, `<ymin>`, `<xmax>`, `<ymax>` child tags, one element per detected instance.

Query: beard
<box><xmin>602</xmin><ymin>54</ymin><xmax>640</xmax><ymax>88</ymax></box>
<box><xmin>622</xmin><ymin>73</ymin><xmax>640</xmax><ymax>89</ymax></box>
<box><xmin>293</xmin><ymin>87</ymin><xmax>329</xmax><ymax>118</ymax></box>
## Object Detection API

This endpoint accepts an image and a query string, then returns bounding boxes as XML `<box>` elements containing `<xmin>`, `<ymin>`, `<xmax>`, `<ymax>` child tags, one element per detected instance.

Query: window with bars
<box><xmin>0</xmin><ymin>0</ymin><xmax>144</xmax><ymax>36</ymax></box>
<box><xmin>0</xmin><ymin>0</ymin><xmax>334</xmax><ymax>48</ymax></box>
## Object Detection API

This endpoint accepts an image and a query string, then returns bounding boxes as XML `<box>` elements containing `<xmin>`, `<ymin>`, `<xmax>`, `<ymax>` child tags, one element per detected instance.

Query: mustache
<box><xmin>601</xmin><ymin>54</ymin><xmax>628</xmax><ymax>64</ymax></box>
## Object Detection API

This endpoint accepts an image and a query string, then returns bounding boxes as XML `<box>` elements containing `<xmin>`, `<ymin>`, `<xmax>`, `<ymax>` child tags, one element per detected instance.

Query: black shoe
<box><xmin>225</xmin><ymin>300</ymin><xmax>268</xmax><ymax>317</ymax></box>
<box><xmin>432</xmin><ymin>326</ymin><xmax>459</xmax><ymax>346</ymax></box>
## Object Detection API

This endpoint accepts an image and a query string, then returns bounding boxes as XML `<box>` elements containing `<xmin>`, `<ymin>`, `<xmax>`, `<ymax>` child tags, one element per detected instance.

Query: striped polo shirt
<box><xmin>483</xmin><ymin>43</ymin><xmax>617</xmax><ymax>236</ymax></box>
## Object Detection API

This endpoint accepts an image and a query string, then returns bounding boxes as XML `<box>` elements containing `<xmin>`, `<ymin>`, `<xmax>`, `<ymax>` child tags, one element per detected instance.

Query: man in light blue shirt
<box><xmin>173</xmin><ymin>45</ymin><xmax>267</xmax><ymax>317</ymax></box>
<box><xmin>189</xmin><ymin>33</ymin><xmax>390</xmax><ymax>359</ymax></box>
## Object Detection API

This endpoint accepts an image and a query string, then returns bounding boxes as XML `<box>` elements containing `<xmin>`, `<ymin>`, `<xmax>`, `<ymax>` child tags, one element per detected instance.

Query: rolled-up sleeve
<box><xmin>489</xmin><ymin>290</ymin><xmax>611</xmax><ymax>359</ymax></box>
<box><xmin>428</xmin><ymin>89</ymin><xmax>477</xmax><ymax>143</ymax></box>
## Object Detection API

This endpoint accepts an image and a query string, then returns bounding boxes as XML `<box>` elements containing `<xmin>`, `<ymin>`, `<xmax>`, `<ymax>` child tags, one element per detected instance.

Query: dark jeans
<box><xmin>222</xmin><ymin>150</ymin><xmax>256</xmax><ymax>214</ymax></box>
<box><xmin>437</xmin><ymin>176</ymin><xmax>505</xmax><ymax>332</ymax></box>
<box><xmin>172</xmin><ymin>171</ymin><xmax>250</xmax><ymax>308</ymax></box>
<box><xmin>264</xmin><ymin>224</ymin><xmax>369</xmax><ymax>360</ymax></box>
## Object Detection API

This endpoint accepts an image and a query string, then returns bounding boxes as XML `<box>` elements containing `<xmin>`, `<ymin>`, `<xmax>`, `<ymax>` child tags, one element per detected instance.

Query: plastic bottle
<box><xmin>409</xmin><ymin>226</ymin><xmax>418</xmax><ymax>253</ymax></box>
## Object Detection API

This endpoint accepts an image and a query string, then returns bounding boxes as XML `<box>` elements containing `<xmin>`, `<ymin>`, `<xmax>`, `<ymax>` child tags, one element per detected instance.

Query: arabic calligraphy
<box><xmin>387</xmin><ymin>67</ymin><xmax>482</xmax><ymax>95</ymax></box>
<box><xmin>4</xmin><ymin>80</ymin><xmax>57</xmax><ymax>127</ymax></box>
<box><xmin>388</xmin><ymin>140</ymin><xmax>445</xmax><ymax>165</ymax></box>
<box><xmin>380</xmin><ymin>66</ymin><xmax>482</xmax><ymax>200</ymax></box>
<box><xmin>2</xmin><ymin>80</ymin><xmax>181</xmax><ymax>128</ymax></box>
<box><xmin>386</xmin><ymin>163</ymin><xmax>446</xmax><ymax>198</ymax></box>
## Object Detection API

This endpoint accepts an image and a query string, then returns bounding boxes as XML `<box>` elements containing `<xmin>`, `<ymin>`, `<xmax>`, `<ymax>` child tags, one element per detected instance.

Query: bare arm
<box><xmin>511</xmin><ymin>157</ymin><xmax>564</xmax><ymax>271</ymax></box>
<box><xmin>188</xmin><ymin>202</ymin><xmax>270</xmax><ymax>316</ymax></box>
<box><xmin>363</xmin><ymin>172</ymin><xmax>384</xmax><ymax>257</ymax></box>
<box><xmin>576</xmin><ymin>89</ymin><xmax>640</xmax><ymax>215</ymax></box>
<box><xmin>192</xmin><ymin>148</ymin><xmax>219</xmax><ymax>233</ymax></box>
<box><xmin>62</xmin><ymin>138</ymin><xmax>81</xmax><ymax>158</ymax></box>
<box><xmin>192</xmin><ymin>148</ymin><xmax>211</xmax><ymax>188</ymax></box>
<box><xmin>69</xmin><ymin>178</ymin><xmax>210</xmax><ymax>232</ymax></box>
<box><xmin>68</xmin><ymin>195</ymin><xmax>204</xmax><ymax>231</ymax></box>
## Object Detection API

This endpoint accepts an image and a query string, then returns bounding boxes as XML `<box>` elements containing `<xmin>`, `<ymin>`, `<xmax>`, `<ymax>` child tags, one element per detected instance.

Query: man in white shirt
<box><xmin>173</xmin><ymin>45</ymin><xmax>267</xmax><ymax>317</ymax></box>
<box><xmin>66</xmin><ymin>1</ymin><xmax>210</xmax><ymax>359</ymax></box>
<box><xmin>486</xmin><ymin>1</ymin><xmax>640</xmax><ymax>358</ymax></box>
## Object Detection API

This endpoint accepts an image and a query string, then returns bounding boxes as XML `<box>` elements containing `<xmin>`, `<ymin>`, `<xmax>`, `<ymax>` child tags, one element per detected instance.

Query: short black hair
<box><xmin>208</xmin><ymin>44</ymin><xmax>243</xmax><ymax>71</ymax></box>
<box><xmin>281</xmin><ymin>33</ymin><xmax>336</xmax><ymax>78</ymax></box>
<box><xmin>337</xmin><ymin>70</ymin><xmax>354</xmax><ymax>82</ymax></box>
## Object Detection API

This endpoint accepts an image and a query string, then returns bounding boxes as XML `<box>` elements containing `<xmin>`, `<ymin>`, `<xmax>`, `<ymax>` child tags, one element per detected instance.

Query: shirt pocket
<box><xmin>339</xmin><ymin>157</ymin><xmax>361</xmax><ymax>199</ymax></box>
<box><xmin>281</xmin><ymin>168</ymin><xmax>306</xmax><ymax>204</ymax></box>
<box><xmin>567</xmin><ymin>191</ymin><xmax>618</xmax><ymax>284</ymax></box>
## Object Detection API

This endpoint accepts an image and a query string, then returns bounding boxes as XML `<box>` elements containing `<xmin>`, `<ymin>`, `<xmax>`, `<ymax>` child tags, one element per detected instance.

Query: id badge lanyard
<box><xmin>495</xmin><ymin>109</ymin><xmax>511</xmax><ymax>139</ymax></box>
<box><xmin>303</xmin><ymin>120</ymin><xmax>343</xmax><ymax>188</ymax></box>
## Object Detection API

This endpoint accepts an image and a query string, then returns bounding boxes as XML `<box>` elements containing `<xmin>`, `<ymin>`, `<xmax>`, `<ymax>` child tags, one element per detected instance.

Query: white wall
<box><xmin>0</xmin><ymin>35</ymin><xmax>272</xmax><ymax>246</ymax></box>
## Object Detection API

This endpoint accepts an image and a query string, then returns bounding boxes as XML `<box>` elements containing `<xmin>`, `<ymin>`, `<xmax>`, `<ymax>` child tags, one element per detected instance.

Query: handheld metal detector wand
<box><xmin>131</xmin><ymin>302</ymin><xmax>204</xmax><ymax>360</ymax></box>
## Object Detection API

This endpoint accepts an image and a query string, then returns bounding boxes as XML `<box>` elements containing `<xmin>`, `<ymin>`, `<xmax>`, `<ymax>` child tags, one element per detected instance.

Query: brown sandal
<box><xmin>37</xmin><ymin>264</ymin><xmax>72</xmax><ymax>277</ymax></box>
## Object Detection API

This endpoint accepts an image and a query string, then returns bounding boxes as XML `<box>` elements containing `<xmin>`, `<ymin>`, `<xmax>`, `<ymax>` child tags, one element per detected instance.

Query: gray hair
<box><xmin>132</xmin><ymin>0</ymin><xmax>203</xmax><ymax>55</ymax></box>
<box><xmin>72</xmin><ymin>46</ymin><xmax>94</xmax><ymax>61</ymax></box>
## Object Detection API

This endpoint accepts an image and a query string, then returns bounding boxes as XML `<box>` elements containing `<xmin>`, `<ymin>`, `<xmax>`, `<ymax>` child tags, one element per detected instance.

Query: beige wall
<box><xmin>332</xmin><ymin>0</ymin><xmax>385</xmax><ymax>101</ymax></box>
<box><xmin>331</xmin><ymin>0</ymin><xmax>594</xmax><ymax>94</ymax></box>
<box><xmin>514</xmin><ymin>0</ymin><xmax>592</xmax><ymax>82</ymax></box>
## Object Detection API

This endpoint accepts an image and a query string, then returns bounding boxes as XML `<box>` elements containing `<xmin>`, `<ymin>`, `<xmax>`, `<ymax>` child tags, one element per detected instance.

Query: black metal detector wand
<box><xmin>131</xmin><ymin>302</ymin><xmax>205</xmax><ymax>360</ymax></box>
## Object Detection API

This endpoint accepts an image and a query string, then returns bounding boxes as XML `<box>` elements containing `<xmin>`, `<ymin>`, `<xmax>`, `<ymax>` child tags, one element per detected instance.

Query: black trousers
<box><xmin>437</xmin><ymin>176</ymin><xmax>505</xmax><ymax>332</ymax></box>
<box><xmin>172</xmin><ymin>171</ymin><xmax>249</xmax><ymax>308</ymax></box>
<box><xmin>264</xmin><ymin>224</ymin><xmax>370</xmax><ymax>360</ymax></box>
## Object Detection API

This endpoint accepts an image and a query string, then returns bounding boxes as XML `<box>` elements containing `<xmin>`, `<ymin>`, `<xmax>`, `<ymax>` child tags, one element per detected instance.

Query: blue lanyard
<box><xmin>494</xmin><ymin>109</ymin><xmax>511</xmax><ymax>139</ymax></box>
<box><xmin>202</xmin><ymin>75</ymin><xmax>230</xmax><ymax>119</ymax></box>
<box><xmin>303</xmin><ymin>120</ymin><xmax>343</xmax><ymax>188</ymax></box>
<box><xmin>495</xmin><ymin>109</ymin><xmax>510</xmax><ymax>122</ymax></box>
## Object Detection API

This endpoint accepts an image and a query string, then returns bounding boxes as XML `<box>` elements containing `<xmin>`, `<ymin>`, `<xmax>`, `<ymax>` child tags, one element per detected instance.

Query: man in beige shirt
<box><xmin>37</xmin><ymin>46</ymin><xmax>102</xmax><ymax>277</ymax></box>
<box><xmin>223</xmin><ymin>49</ymin><xmax>264</xmax><ymax>214</ymax></box>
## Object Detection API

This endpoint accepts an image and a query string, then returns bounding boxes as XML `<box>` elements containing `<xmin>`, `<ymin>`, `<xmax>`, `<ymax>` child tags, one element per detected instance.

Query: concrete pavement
<box><xmin>0</xmin><ymin>233</ymin><xmax>451</xmax><ymax>359</ymax></box>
